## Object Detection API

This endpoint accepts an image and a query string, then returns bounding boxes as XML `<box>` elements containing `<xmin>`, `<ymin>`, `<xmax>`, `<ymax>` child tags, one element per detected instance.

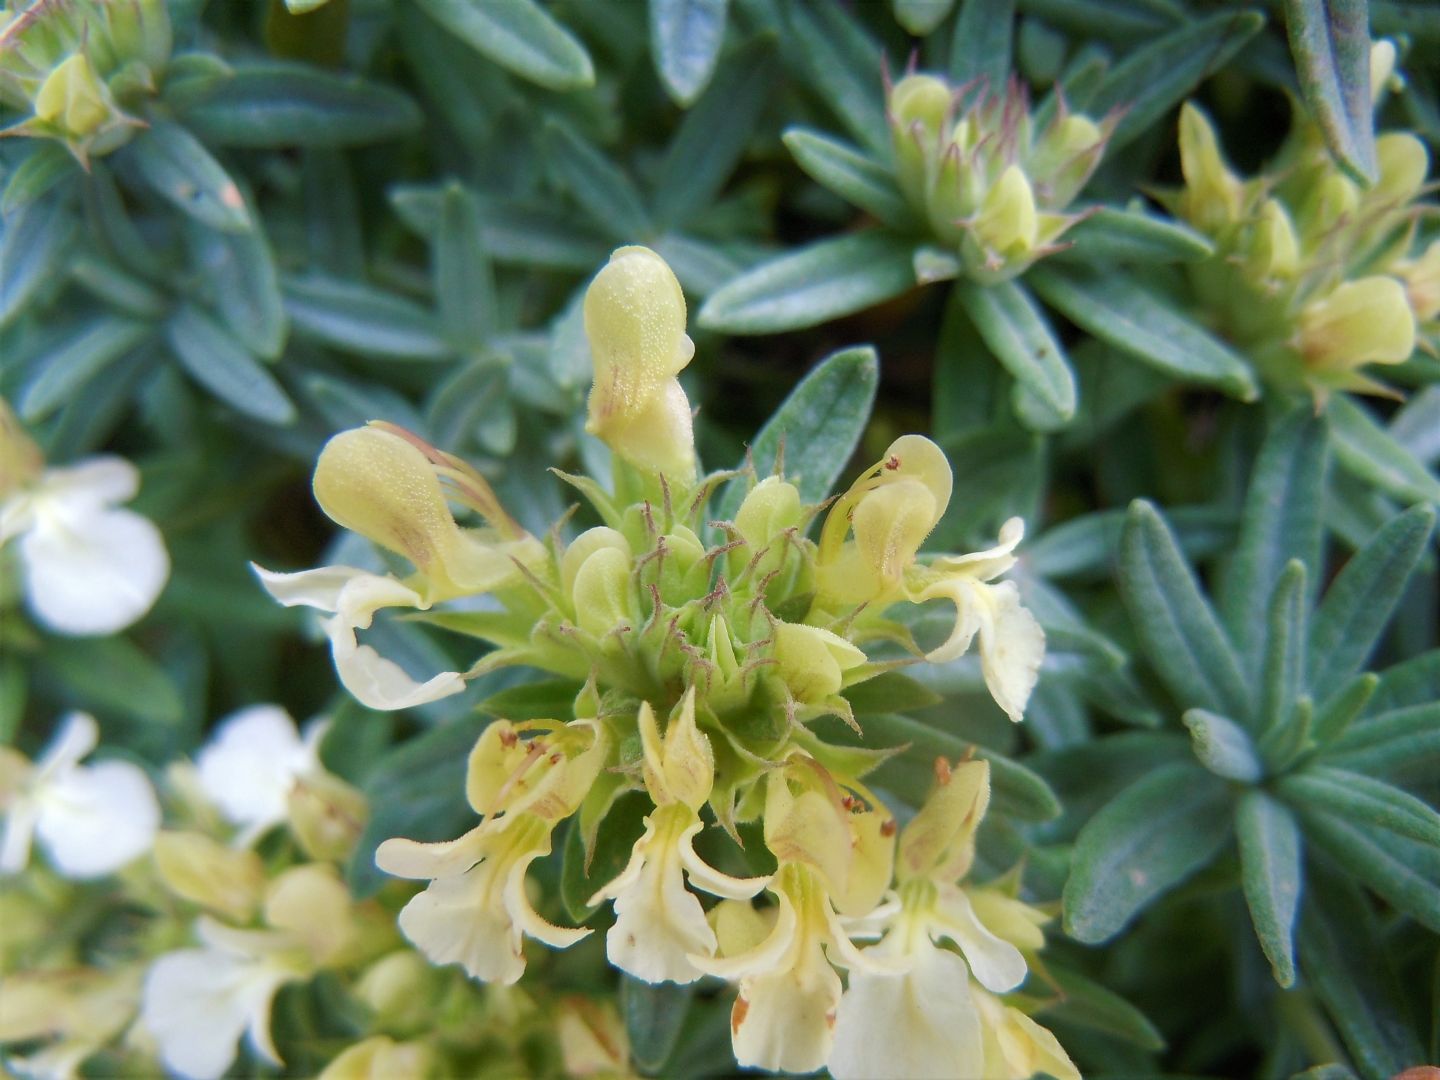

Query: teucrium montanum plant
<box><xmin>258</xmin><ymin>245</ymin><xmax>1070</xmax><ymax>1075</ymax></box>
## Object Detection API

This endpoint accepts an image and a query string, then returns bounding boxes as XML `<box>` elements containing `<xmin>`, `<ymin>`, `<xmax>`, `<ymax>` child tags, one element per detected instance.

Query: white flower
<box><xmin>0</xmin><ymin>712</ymin><xmax>159</xmax><ymax>879</ymax></box>
<box><xmin>907</xmin><ymin>517</ymin><xmax>1045</xmax><ymax>722</ymax></box>
<box><xmin>377</xmin><ymin>811</ymin><xmax>589</xmax><ymax>985</ymax></box>
<box><xmin>252</xmin><ymin>564</ymin><xmax>466</xmax><ymax>711</ymax></box>
<box><xmin>195</xmin><ymin>705</ymin><xmax>321</xmax><ymax>843</ymax></box>
<box><xmin>0</xmin><ymin>457</ymin><xmax>169</xmax><ymax>636</ymax></box>
<box><xmin>141</xmin><ymin>865</ymin><xmax>355</xmax><ymax>1080</ymax></box>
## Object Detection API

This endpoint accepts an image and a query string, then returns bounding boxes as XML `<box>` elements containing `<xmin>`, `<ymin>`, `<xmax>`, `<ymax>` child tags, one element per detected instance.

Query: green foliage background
<box><xmin>2</xmin><ymin>0</ymin><xmax>1439</xmax><ymax>1076</ymax></box>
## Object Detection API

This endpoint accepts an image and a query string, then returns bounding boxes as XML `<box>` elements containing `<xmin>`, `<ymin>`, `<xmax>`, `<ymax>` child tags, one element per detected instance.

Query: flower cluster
<box><xmin>887</xmin><ymin>70</ymin><xmax>1114</xmax><ymax>282</ymax></box>
<box><xmin>0</xmin><ymin>705</ymin><xmax>616</xmax><ymax>1080</ymax></box>
<box><xmin>256</xmin><ymin>245</ymin><xmax>1067</xmax><ymax>1074</ymax></box>
<box><xmin>1168</xmin><ymin>43</ymin><xmax>1434</xmax><ymax>398</ymax></box>
<box><xmin>0</xmin><ymin>0</ymin><xmax>171</xmax><ymax>161</ymax></box>
<box><xmin>0</xmin><ymin>400</ymin><xmax>169</xmax><ymax>637</ymax></box>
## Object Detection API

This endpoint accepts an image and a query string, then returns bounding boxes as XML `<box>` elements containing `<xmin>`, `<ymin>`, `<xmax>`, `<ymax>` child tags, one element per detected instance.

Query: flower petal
<box><xmin>931</xmin><ymin>884</ymin><xmax>1028</xmax><ymax>993</ymax></box>
<box><xmin>977</xmin><ymin>581</ymin><xmax>1045</xmax><ymax>723</ymax></box>
<box><xmin>40</xmin><ymin>457</ymin><xmax>139</xmax><ymax>508</ymax></box>
<box><xmin>396</xmin><ymin>870</ymin><xmax>526</xmax><ymax>985</ymax></box>
<box><xmin>251</xmin><ymin>563</ymin><xmax>369</xmax><ymax>613</ymax></box>
<box><xmin>729</xmin><ymin>936</ymin><xmax>842</xmax><ymax>1074</ymax></box>
<box><xmin>374</xmin><ymin>824</ymin><xmax>489</xmax><ymax>881</ymax></box>
<box><xmin>36</xmin><ymin>712</ymin><xmax>99</xmax><ymax>776</ymax></box>
<box><xmin>20</xmin><ymin>506</ymin><xmax>168</xmax><ymax>635</ymax></box>
<box><xmin>0</xmin><ymin>800</ymin><xmax>38</xmax><ymax>875</ymax></box>
<box><xmin>195</xmin><ymin>706</ymin><xmax>312</xmax><ymax>835</ymax></box>
<box><xmin>35</xmin><ymin>760</ymin><xmax>159</xmax><ymax>879</ymax></box>
<box><xmin>829</xmin><ymin>945</ymin><xmax>983</xmax><ymax>1080</ymax></box>
<box><xmin>327</xmin><ymin>617</ymin><xmax>467</xmax><ymax>711</ymax></box>
<box><xmin>678</xmin><ymin>822</ymin><xmax>770</xmax><ymax>900</ymax></box>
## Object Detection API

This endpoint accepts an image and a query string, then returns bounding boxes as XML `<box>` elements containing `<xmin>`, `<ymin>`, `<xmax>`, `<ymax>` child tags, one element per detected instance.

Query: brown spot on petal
<box><xmin>826</xmin><ymin>1008</ymin><xmax>837</xmax><ymax>1030</ymax></box>
<box><xmin>934</xmin><ymin>757</ymin><xmax>953</xmax><ymax>785</ymax></box>
<box><xmin>885</xmin><ymin>455</ymin><xmax>901</xmax><ymax>470</ymax></box>
<box><xmin>731</xmin><ymin>996</ymin><xmax>750</xmax><ymax>1035</ymax></box>
<box><xmin>881</xmin><ymin>819</ymin><xmax>898</xmax><ymax>837</ymax></box>
<box><xmin>500</xmin><ymin>729</ymin><xmax>519</xmax><ymax>748</ymax></box>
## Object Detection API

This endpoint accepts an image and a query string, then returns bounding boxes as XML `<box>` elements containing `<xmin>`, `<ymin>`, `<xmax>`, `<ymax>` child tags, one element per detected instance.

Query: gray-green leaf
<box><xmin>650</xmin><ymin>0</ymin><xmax>729</xmax><ymax>105</ymax></box>
<box><xmin>415</xmin><ymin>0</ymin><xmax>594</xmax><ymax>91</ymax></box>
<box><xmin>1236</xmin><ymin>790</ymin><xmax>1302</xmax><ymax>987</ymax></box>
<box><xmin>1282</xmin><ymin>0</ymin><xmax>1377</xmax><ymax>183</ymax></box>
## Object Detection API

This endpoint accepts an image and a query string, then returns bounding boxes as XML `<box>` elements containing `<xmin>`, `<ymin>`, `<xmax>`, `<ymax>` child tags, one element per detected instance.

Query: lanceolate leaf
<box><xmin>1297</xmin><ymin>801</ymin><xmax>1440</xmax><ymax>932</ymax></box>
<box><xmin>127</xmin><ymin>122</ymin><xmax>252</xmax><ymax>234</ymax></box>
<box><xmin>544</xmin><ymin>121</ymin><xmax>652</xmax><ymax>243</ymax></box>
<box><xmin>623</xmin><ymin>974</ymin><xmax>694</xmax><ymax>1074</ymax></box>
<box><xmin>1282</xmin><ymin>765</ymin><xmax>1440</xmax><ymax>847</ymax></box>
<box><xmin>1260</xmin><ymin>561</ymin><xmax>1308</xmax><ymax>732</ymax></box>
<box><xmin>956</xmin><ymin>280</ymin><xmax>1076</xmax><ymax>429</ymax></box>
<box><xmin>1235</xmin><ymin>790</ymin><xmax>1302</xmax><ymax>987</ymax></box>
<box><xmin>1028</xmin><ymin>263</ymin><xmax>1259</xmax><ymax>400</ymax></box>
<box><xmin>1063</xmin><ymin>761</ymin><xmax>1233</xmax><ymax>943</ymax></box>
<box><xmin>698</xmin><ymin>232</ymin><xmax>917</xmax><ymax>334</ymax></box>
<box><xmin>650</xmin><ymin>0</ymin><xmax>729</xmax><ymax>106</ymax></box>
<box><xmin>1282</xmin><ymin>0</ymin><xmax>1377</xmax><ymax>183</ymax></box>
<box><xmin>0</xmin><ymin>190</ymin><xmax>75</xmax><ymax>327</ymax></box>
<box><xmin>1219</xmin><ymin>409</ymin><xmax>1328</xmax><ymax>668</ymax></box>
<box><xmin>167</xmin><ymin>304</ymin><xmax>296</xmax><ymax>425</ymax></box>
<box><xmin>1056</xmin><ymin>207</ymin><xmax>1215</xmax><ymax>265</ymax></box>
<box><xmin>1183</xmin><ymin>709</ymin><xmax>1262</xmax><ymax>782</ymax></box>
<box><xmin>1119</xmin><ymin>500</ymin><xmax>1251</xmax><ymax>720</ymax></box>
<box><xmin>1307</xmin><ymin>504</ymin><xmax>1436</xmax><ymax>703</ymax></box>
<box><xmin>434</xmin><ymin>184</ymin><xmax>498</xmax><ymax>350</ymax></box>
<box><xmin>786</xmin><ymin>0</ymin><xmax>890</xmax><ymax>156</ymax></box>
<box><xmin>415</xmin><ymin>0</ymin><xmax>595</xmax><ymax>91</ymax></box>
<box><xmin>1328</xmin><ymin>393</ymin><xmax>1440</xmax><ymax>506</ymax></box>
<box><xmin>949</xmin><ymin>0</ymin><xmax>1015</xmax><ymax>90</ymax></box>
<box><xmin>1088</xmin><ymin>8</ymin><xmax>1266</xmax><ymax>152</ymax></box>
<box><xmin>19</xmin><ymin>315</ymin><xmax>152</xmax><ymax>423</ymax></box>
<box><xmin>716</xmin><ymin>346</ymin><xmax>878</xmax><ymax>519</ymax></box>
<box><xmin>1326</xmin><ymin>702</ymin><xmax>1440</xmax><ymax>777</ymax></box>
<box><xmin>284</xmin><ymin>275</ymin><xmax>452</xmax><ymax>361</ymax></box>
<box><xmin>781</xmin><ymin>127</ymin><xmax>914</xmax><ymax>229</ymax></box>
<box><xmin>180</xmin><ymin>62</ymin><xmax>422</xmax><ymax>147</ymax></box>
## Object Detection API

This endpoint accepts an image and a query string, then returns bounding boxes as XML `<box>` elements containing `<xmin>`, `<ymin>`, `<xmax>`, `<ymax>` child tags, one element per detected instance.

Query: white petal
<box><xmin>677</xmin><ymin>821</ymin><xmax>770</xmax><ymax>900</ymax></box>
<box><xmin>397</xmin><ymin>870</ymin><xmax>527</xmax><ymax>985</ymax></box>
<box><xmin>20</xmin><ymin>507</ymin><xmax>168</xmax><ymax>635</ymax></box>
<box><xmin>918</xmin><ymin>578</ymin><xmax>984</xmax><ymax>665</ymax></box>
<box><xmin>374</xmin><ymin>826</ymin><xmax>489</xmax><ymax>881</ymax></box>
<box><xmin>195</xmin><ymin>706</ymin><xmax>312</xmax><ymax>834</ymax></box>
<box><xmin>691</xmin><ymin>887</ymin><xmax>798</xmax><ymax>980</ymax></box>
<box><xmin>250</xmin><ymin>563</ymin><xmax>367</xmax><ymax>613</ymax></box>
<box><xmin>977</xmin><ymin>581</ymin><xmax>1045</xmax><ymax>723</ymax></box>
<box><xmin>36</xmin><ymin>712</ymin><xmax>99</xmax><ymax>776</ymax></box>
<box><xmin>141</xmin><ymin>948</ymin><xmax>290</xmax><ymax>1080</ymax></box>
<box><xmin>929</xmin><ymin>518</ymin><xmax>1025</xmax><ymax>581</ymax></box>
<box><xmin>730</xmin><ymin>940</ymin><xmax>842</xmax><ymax>1074</ymax></box>
<box><xmin>40</xmin><ymin>458</ymin><xmax>139</xmax><ymax>508</ymax></box>
<box><xmin>600</xmin><ymin>820</ymin><xmax>713</xmax><ymax>984</ymax></box>
<box><xmin>931</xmin><ymin>884</ymin><xmax>1028</xmax><ymax>993</ymax></box>
<box><xmin>328</xmin><ymin>621</ymin><xmax>466</xmax><ymax>711</ymax></box>
<box><xmin>35</xmin><ymin>760</ymin><xmax>159</xmax><ymax>879</ymax></box>
<box><xmin>505</xmin><ymin>848</ymin><xmax>591</xmax><ymax>951</ymax></box>
<box><xmin>829</xmin><ymin>944</ymin><xmax>983</xmax><ymax>1080</ymax></box>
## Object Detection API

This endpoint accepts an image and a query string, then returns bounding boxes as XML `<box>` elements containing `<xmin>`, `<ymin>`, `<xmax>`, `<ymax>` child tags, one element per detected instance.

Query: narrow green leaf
<box><xmin>786</xmin><ymin>0</ymin><xmax>889</xmax><ymax>155</ymax></box>
<box><xmin>302</xmin><ymin>150</ymin><xmax>364</xmax><ymax>277</ymax></box>
<box><xmin>1282</xmin><ymin>0</ymin><xmax>1376</xmax><ymax>183</ymax></box>
<box><xmin>781</xmin><ymin>127</ymin><xmax>913</xmax><ymax>229</ymax></box>
<box><xmin>348</xmin><ymin>714</ymin><xmax>488</xmax><ymax>897</ymax></box>
<box><xmin>1118</xmin><ymin>500</ymin><xmax>1251</xmax><ymax>718</ymax></box>
<box><xmin>844</xmin><ymin>672</ymin><xmax>944</xmax><ymax>716</ymax></box>
<box><xmin>19</xmin><ymin>316</ymin><xmax>151</xmax><ymax>422</ymax></box>
<box><xmin>166</xmin><ymin>305</ymin><xmax>296</xmax><ymax>425</ymax></box>
<box><xmin>654</xmin><ymin>38</ymin><xmax>773</xmax><ymax>228</ymax></box>
<box><xmin>1220</xmin><ymin>410</ymin><xmax>1328</xmax><ymax>668</ymax></box>
<box><xmin>1183</xmin><ymin>709</ymin><xmax>1262</xmax><ymax>782</ymax></box>
<box><xmin>650</xmin><ymin>0</ymin><xmax>729</xmax><ymax>105</ymax></box>
<box><xmin>427</xmin><ymin>358</ymin><xmax>508</xmax><ymax>451</ymax></box>
<box><xmin>544</xmin><ymin>120</ymin><xmax>651</xmax><ymax>242</ymax></box>
<box><xmin>651</xmin><ymin>233</ymin><xmax>750</xmax><ymax>297</ymax></box>
<box><xmin>1284</xmin><ymin>765</ymin><xmax>1440</xmax><ymax>846</ymax></box>
<box><xmin>1063</xmin><ymin>761</ymin><xmax>1232</xmax><ymax>943</ymax></box>
<box><xmin>1390</xmin><ymin>385</ymin><xmax>1440</xmax><ymax>468</ymax></box>
<box><xmin>1368</xmin><ymin>649</ymin><xmax>1440</xmax><ymax>714</ymax></box>
<box><xmin>1311</xmin><ymin>672</ymin><xmax>1378</xmax><ymax>746</ymax></box>
<box><xmin>1026</xmin><ymin>505</ymin><xmax>1235</xmax><ymax>582</ymax></box>
<box><xmin>1260</xmin><ymin>561</ymin><xmax>1308</xmax><ymax>733</ymax></box>
<box><xmin>1056</xmin><ymin>206</ymin><xmax>1215</xmax><ymax>265</ymax></box>
<box><xmin>1088</xmin><ymin>9</ymin><xmax>1266</xmax><ymax>152</ymax></box>
<box><xmin>434</xmin><ymin>184</ymin><xmax>497</xmax><ymax>350</ymax></box>
<box><xmin>0</xmin><ymin>143</ymin><xmax>75</xmax><ymax>215</ymax></box>
<box><xmin>1328</xmin><ymin>392</ymin><xmax>1440</xmax><ymax>506</ymax></box>
<box><xmin>284</xmin><ymin>275</ymin><xmax>452</xmax><ymax>360</ymax></box>
<box><xmin>180</xmin><ymin>62</ymin><xmax>422</xmax><ymax>147</ymax></box>
<box><xmin>949</xmin><ymin>0</ymin><xmax>1014</xmax><ymax>88</ymax></box>
<box><xmin>1027</xmin><ymin>263</ymin><xmax>1259</xmax><ymax>400</ymax></box>
<box><xmin>1037</xmin><ymin>965</ymin><xmax>1165</xmax><ymax>1051</ymax></box>
<box><xmin>1258</xmin><ymin>695</ymin><xmax>1315</xmax><ymax>773</ymax></box>
<box><xmin>190</xmin><ymin>214</ymin><xmax>288</xmax><ymax>360</ymax></box>
<box><xmin>716</xmin><ymin>345</ymin><xmax>878</xmax><ymax>520</ymax></box>
<box><xmin>127</xmin><ymin>122</ymin><xmax>251</xmax><ymax>233</ymax></box>
<box><xmin>956</xmin><ymin>280</ymin><xmax>1076</xmax><ymax>427</ymax></box>
<box><xmin>698</xmin><ymin>232</ymin><xmax>916</xmax><ymax>334</ymax></box>
<box><xmin>70</xmin><ymin>255</ymin><xmax>168</xmax><ymax>320</ymax></box>
<box><xmin>1236</xmin><ymin>790</ymin><xmax>1302</xmax><ymax>987</ymax></box>
<box><xmin>415</xmin><ymin>0</ymin><xmax>595</xmax><ymax>90</ymax></box>
<box><xmin>1308</xmin><ymin>504</ymin><xmax>1436</xmax><ymax>703</ymax></box>
<box><xmin>39</xmin><ymin>637</ymin><xmax>183</xmax><ymax>728</ymax></box>
<box><xmin>623</xmin><ymin>974</ymin><xmax>693</xmax><ymax>1074</ymax></box>
<box><xmin>1298</xmin><ymin>869</ymin><xmax>1426</xmax><ymax>1077</ymax></box>
<box><xmin>0</xmin><ymin>191</ymin><xmax>75</xmax><ymax>327</ymax></box>
<box><xmin>1298</xmin><ymin>801</ymin><xmax>1440</xmax><ymax>932</ymax></box>
<box><xmin>303</xmin><ymin>372</ymin><xmax>428</xmax><ymax>436</ymax></box>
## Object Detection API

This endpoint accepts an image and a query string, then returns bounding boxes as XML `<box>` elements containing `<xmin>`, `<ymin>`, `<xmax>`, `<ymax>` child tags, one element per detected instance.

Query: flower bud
<box><xmin>762</xmin><ymin>767</ymin><xmax>851</xmax><ymax>891</ymax></box>
<box><xmin>1370</xmin><ymin>39</ymin><xmax>1398</xmax><ymax>103</ymax></box>
<box><xmin>556</xmin><ymin>997</ymin><xmax>629</xmax><ymax>1078</ymax></box>
<box><xmin>640</xmin><ymin>689</ymin><xmax>713</xmax><ymax>810</ymax></box>
<box><xmin>897</xmin><ymin>759</ymin><xmax>990</xmax><ymax>883</ymax></box>
<box><xmin>288</xmin><ymin>770</ymin><xmax>368</xmax><ymax>863</ymax></box>
<box><xmin>889</xmin><ymin>74</ymin><xmax>951</xmax><ymax>207</ymax></box>
<box><xmin>569</xmin><ymin>546</ymin><xmax>635</xmax><ymax>639</ymax></box>
<box><xmin>734</xmin><ymin>477</ymin><xmax>802</xmax><ymax>550</ymax></box>
<box><xmin>1243</xmin><ymin>199</ymin><xmax>1300</xmax><ymax>283</ymax></box>
<box><xmin>1030</xmin><ymin>114</ymin><xmax>1105</xmax><ymax>207</ymax></box>
<box><xmin>584</xmin><ymin>246</ymin><xmax>697</xmax><ymax>480</ymax></box>
<box><xmin>152</xmin><ymin>830</ymin><xmax>265</xmax><ymax>922</ymax></box>
<box><xmin>973</xmin><ymin>165</ymin><xmax>1039</xmax><ymax>256</ymax></box>
<box><xmin>1371</xmin><ymin>132</ymin><xmax>1429</xmax><ymax>207</ymax></box>
<box><xmin>1298</xmin><ymin>277</ymin><xmax>1416</xmax><ymax>371</ymax></box>
<box><xmin>320</xmin><ymin>1036</ymin><xmax>434</xmax><ymax>1080</ymax></box>
<box><xmin>1398</xmin><ymin>240</ymin><xmax>1440</xmax><ymax>323</ymax></box>
<box><xmin>105</xmin><ymin>0</ymin><xmax>172</xmax><ymax>78</ymax></box>
<box><xmin>1177</xmin><ymin>103</ymin><xmax>1243</xmax><ymax>231</ymax></box>
<box><xmin>772</xmin><ymin>622</ymin><xmax>866</xmax><ymax>703</ymax></box>
<box><xmin>263</xmin><ymin>863</ymin><xmax>357</xmax><ymax>965</ymax></box>
<box><xmin>465</xmin><ymin>719</ymin><xmax>605</xmax><ymax>822</ymax></box>
<box><xmin>312</xmin><ymin>425</ymin><xmax>521</xmax><ymax>600</ymax></box>
<box><xmin>355</xmin><ymin>951</ymin><xmax>436</xmax><ymax>1034</ymax></box>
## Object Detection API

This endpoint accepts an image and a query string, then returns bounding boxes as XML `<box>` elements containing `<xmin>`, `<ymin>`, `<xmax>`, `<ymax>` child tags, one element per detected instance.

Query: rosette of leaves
<box><xmin>1059</xmin><ymin>408</ymin><xmax>1440</xmax><ymax>1076</ymax></box>
<box><xmin>697</xmin><ymin>0</ymin><xmax>1268</xmax><ymax>432</ymax></box>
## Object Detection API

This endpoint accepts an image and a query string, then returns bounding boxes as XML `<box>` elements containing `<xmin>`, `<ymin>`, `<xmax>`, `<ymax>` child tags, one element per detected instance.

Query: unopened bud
<box><xmin>1398</xmin><ymin>240</ymin><xmax>1440</xmax><ymax>322</ymax></box>
<box><xmin>319</xmin><ymin>1036</ymin><xmax>434</xmax><ymax>1080</ymax></box>
<box><xmin>974</xmin><ymin>165</ymin><xmax>1039</xmax><ymax>255</ymax></box>
<box><xmin>1244</xmin><ymin>199</ymin><xmax>1300</xmax><ymax>282</ymax></box>
<box><xmin>153</xmin><ymin>830</ymin><xmax>265</xmax><ymax>922</ymax></box>
<box><xmin>288</xmin><ymin>770</ymin><xmax>368</xmax><ymax>862</ymax></box>
<box><xmin>0</xmin><ymin>400</ymin><xmax>43</xmax><ymax>501</ymax></box>
<box><xmin>640</xmin><ymin>689</ymin><xmax>714</xmax><ymax>809</ymax></box>
<box><xmin>1177</xmin><ymin>103</ymin><xmax>1243</xmax><ymax>231</ymax></box>
<box><xmin>34</xmin><ymin>52</ymin><xmax>111</xmax><ymax>137</ymax></box>
<box><xmin>772</xmin><ymin>622</ymin><xmax>866</xmax><ymax>703</ymax></box>
<box><xmin>355</xmin><ymin>951</ymin><xmax>436</xmax><ymax>1034</ymax></box>
<box><xmin>897</xmin><ymin>759</ymin><xmax>990</xmax><ymax>883</ymax></box>
<box><xmin>1298</xmin><ymin>277</ymin><xmax>1416</xmax><ymax>371</ymax></box>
